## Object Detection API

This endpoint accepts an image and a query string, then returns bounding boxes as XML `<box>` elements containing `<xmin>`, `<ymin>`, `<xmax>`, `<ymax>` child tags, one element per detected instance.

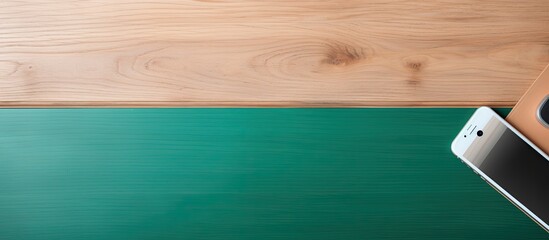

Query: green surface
<box><xmin>0</xmin><ymin>108</ymin><xmax>545</xmax><ymax>239</ymax></box>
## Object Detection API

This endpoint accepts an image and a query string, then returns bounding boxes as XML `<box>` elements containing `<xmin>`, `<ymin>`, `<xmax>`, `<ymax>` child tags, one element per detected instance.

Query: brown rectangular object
<box><xmin>0</xmin><ymin>1</ymin><xmax>548</xmax><ymax>107</ymax></box>
<box><xmin>507</xmin><ymin>64</ymin><xmax>549</xmax><ymax>154</ymax></box>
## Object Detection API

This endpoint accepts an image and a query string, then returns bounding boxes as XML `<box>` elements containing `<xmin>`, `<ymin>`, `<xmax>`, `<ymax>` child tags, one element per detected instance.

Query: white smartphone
<box><xmin>451</xmin><ymin>107</ymin><xmax>549</xmax><ymax>232</ymax></box>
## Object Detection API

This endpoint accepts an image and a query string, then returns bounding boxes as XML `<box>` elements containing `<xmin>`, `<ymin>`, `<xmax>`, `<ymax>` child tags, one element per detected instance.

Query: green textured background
<box><xmin>0</xmin><ymin>108</ymin><xmax>546</xmax><ymax>239</ymax></box>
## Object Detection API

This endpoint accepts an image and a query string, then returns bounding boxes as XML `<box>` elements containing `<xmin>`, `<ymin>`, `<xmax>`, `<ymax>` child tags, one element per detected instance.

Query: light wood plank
<box><xmin>0</xmin><ymin>0</ymin><xmax>548</xmax><ymax>107</ymax></box>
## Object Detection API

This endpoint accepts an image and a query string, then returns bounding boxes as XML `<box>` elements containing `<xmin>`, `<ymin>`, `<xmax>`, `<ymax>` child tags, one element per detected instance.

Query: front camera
<box><xmin>477</xmin><ymin>130</ymin><xmax>483</xmax><ymax>137</ymax></box>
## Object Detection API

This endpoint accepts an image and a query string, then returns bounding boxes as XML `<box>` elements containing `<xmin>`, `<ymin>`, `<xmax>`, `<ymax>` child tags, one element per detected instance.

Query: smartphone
<box><xmin>507</xmin><ymin>64</ymin><xmax>549</xmax><ymax>154</ymax></box>
<box><xmin>451</xmin><ymin>107</ymin><xmax>549</xmax><ymax>232</ymax></box>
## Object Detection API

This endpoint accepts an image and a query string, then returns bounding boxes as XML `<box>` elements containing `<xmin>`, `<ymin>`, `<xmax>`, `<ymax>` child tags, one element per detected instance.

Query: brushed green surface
<box><xmin>0</xmin><ymin>108</ymin><xmax>545</xmax><ymax>239</ymax></box>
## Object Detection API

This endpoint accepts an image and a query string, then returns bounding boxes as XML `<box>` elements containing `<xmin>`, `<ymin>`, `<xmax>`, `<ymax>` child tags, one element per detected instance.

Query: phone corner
<box><xmin>477</xmin><ymin>106</ymin><xmax>494</xmax><ymax>114</ymax></box>
<box><xmin>450</xmin><ymin>137</ymin><xmax>461</xmax><ymax>157</ymax></box>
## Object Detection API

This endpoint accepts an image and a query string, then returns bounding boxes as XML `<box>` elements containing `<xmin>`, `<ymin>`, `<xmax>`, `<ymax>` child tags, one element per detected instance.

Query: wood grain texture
<box><xmin>0</xmin><ymin>1</ymin><xmax>548</xmax><ymax>107</ymax></box>
<box><xmin>0</xmin><ymin>108</ymin><xmax>547</xmax><ymax>239</ymax></box>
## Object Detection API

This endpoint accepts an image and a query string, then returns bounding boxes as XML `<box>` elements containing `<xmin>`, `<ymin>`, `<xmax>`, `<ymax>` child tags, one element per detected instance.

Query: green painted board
<box><xmin>0</xmin><ymin>108</ymin><xmax>546</xmax><ymax>239</ymax></box>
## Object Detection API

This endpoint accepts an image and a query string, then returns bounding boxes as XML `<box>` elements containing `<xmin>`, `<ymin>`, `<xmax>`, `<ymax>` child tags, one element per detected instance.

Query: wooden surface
<box><xmin>0</xmin><ymin>108</ymin><xmax>547</xmax><ymax>239</ymax></box>
<box><xmin>1</xmin><ymin>1</ymin><xmax>549</xmax><ymax>107</ymax></box>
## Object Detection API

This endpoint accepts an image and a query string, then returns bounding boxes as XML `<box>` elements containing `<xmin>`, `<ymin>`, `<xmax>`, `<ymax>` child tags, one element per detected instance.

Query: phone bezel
<box><xmin>451</xmin><ymin>106</ymin><xmax>549</xmax><ymax>232</ymax></box>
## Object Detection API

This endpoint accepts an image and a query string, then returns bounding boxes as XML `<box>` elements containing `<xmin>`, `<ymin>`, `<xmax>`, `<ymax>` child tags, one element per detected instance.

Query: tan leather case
<box><xmin>506</xmin><ymin>64</ymin><xmax>549</xmax><ymax>154</ymax></box>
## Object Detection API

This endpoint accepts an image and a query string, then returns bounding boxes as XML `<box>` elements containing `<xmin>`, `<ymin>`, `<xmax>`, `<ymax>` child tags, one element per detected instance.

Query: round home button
<box><xmin>537</xmin><ymin>95</ymin><xmax>549</xmax><ymax>128</ymax></box>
